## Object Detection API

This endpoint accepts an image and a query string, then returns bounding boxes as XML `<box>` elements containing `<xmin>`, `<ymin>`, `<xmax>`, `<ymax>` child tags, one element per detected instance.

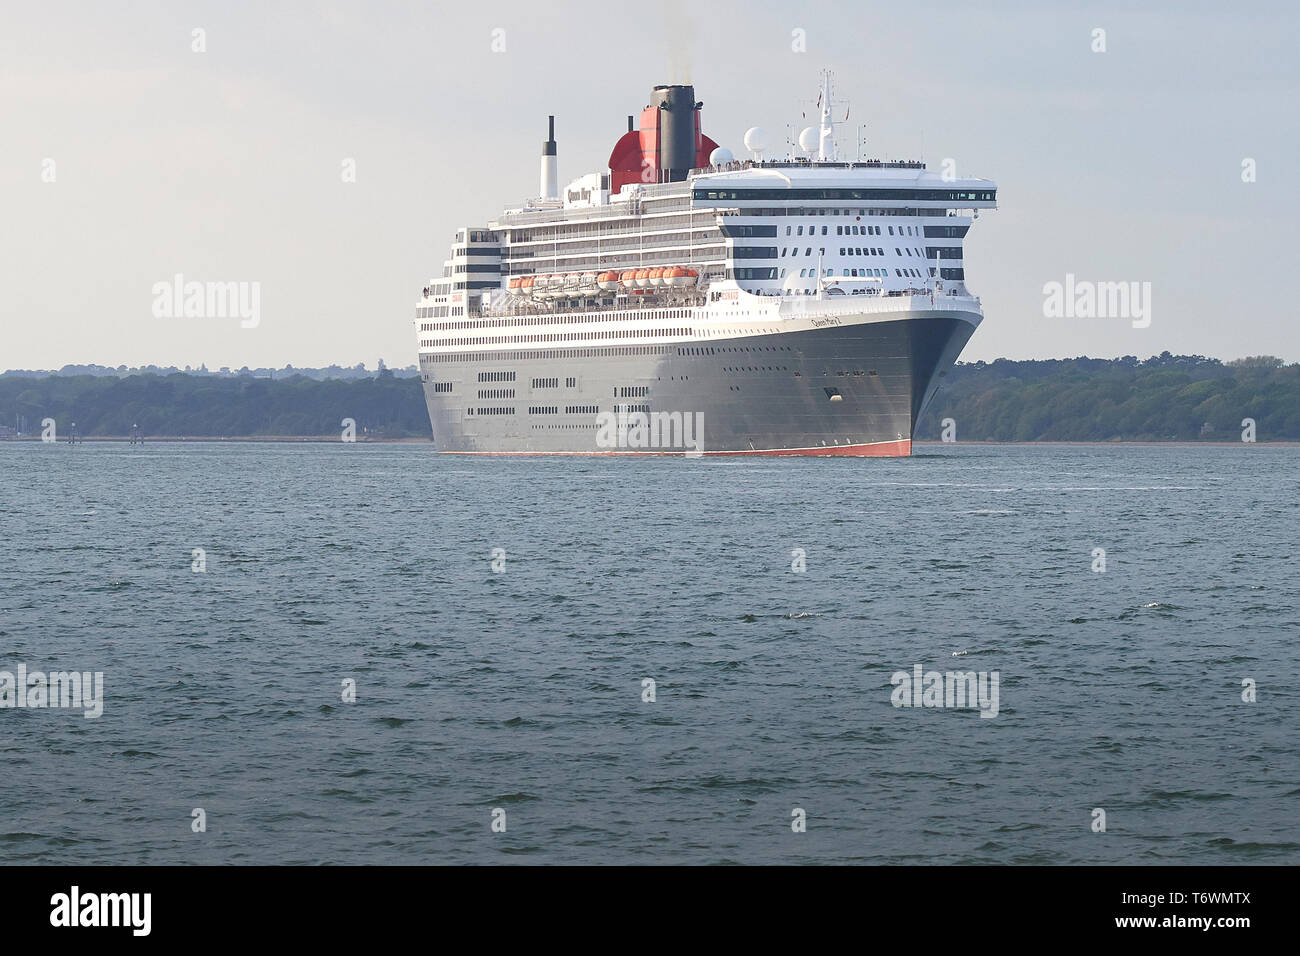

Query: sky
<box><xmin>1</xmin><ymin>0</ymin><xmax>1296</xmax><ymax>370</ymax></box>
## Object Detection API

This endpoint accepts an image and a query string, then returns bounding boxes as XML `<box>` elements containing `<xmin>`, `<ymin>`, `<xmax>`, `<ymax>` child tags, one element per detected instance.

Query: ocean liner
<box><xmin>413</xmin><ymin>71</ymin><xmax>997</xmax><ymax>455</ymax></box>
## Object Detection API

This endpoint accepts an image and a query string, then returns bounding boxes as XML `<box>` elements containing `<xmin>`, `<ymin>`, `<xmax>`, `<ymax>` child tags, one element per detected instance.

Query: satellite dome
<box><xmin>743</xmin><ymin>126</ymin><xmax>770</xmax><ymax>156</ymax></box>
<box><xmin>709</xmin><ymin>146</ymin><xmax>734</xmax><ymax>166</ymax></box>
<box><xmin>798</xmin><ymin>126</ymin><xmax>818</xmax><ymax>154</ymax></box>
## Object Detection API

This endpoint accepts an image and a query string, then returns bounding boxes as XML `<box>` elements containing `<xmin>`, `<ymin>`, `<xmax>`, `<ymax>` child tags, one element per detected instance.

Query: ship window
<box><xmin>805</xmin><ymin>248</ymin><xmax>811</xmax><ymax>256</ymax></box>
<box><xmin>796</xmin><ymin>226</ymin><xmax>803</xmax><ymax>236</ymax></box>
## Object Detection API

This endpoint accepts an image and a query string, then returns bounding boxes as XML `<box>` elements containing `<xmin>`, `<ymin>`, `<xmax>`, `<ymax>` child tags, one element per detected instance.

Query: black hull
<box><xmin>419</xmin><ymin>313</ymin><xmax>977</xmax><ymax>455</ymax></box>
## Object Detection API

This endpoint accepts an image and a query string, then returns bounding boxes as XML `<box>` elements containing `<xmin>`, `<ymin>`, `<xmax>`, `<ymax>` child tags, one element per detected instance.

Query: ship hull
<box><xmin>419</xmin><ymin>310</ymin><xmax>977</xmax><ymax>456</ymax></box>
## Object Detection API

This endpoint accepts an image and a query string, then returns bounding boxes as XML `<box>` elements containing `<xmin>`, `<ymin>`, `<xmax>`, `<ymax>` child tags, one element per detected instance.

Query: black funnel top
<box><xmin>650</xmin><ymin>85</ymin><xmax>696</xmax><ymax>182</ymax></box>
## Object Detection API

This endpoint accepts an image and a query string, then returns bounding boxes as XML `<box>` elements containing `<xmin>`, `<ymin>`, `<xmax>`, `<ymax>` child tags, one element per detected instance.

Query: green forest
<box><xmin>0</xmin><ymin>370</ymin><xmax>431</xmax><ymax>439</ymax></box>
<box><xmin>915</xmin><ymin>353</ymin><xmax>1300</xmax><ymax>442</ymax></box>
<box><xmin>1</xmin><ymin>353</ymin><xmax>1297</xmax><ymax>441</ymax></box>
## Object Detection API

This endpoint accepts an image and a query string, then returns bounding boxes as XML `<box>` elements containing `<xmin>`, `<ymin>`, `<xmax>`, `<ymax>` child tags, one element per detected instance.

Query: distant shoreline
<box><xmin>2</xmin><ymin>437</ymin><xmax>1296</xmax><ymax>448</ymax></box>
<box><xmin>0</xmin><ymin>436</ymin><xmax>430</xmax><ymax>444</ymax></box>
<box><xmin>913</xmin><ymin>440</ymin><xmax>1299</xmax><ymax>448</ymax></box>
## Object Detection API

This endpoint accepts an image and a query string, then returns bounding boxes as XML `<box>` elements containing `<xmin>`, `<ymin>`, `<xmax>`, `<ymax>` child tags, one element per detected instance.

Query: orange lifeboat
<box><xmin>508</xmin><ymin>277</ymin><xmax>521</xmax><ymax>292</ymax></box>
<box><xmin>634</xmin><ymin>268</ymin><xmax>651</xmax><ymax>289</ymax></box>
<box><xmin>648</xmin><ymin>266</ymin><xmax>665</xmax><ymax>287</ymax></box>
<box><xmin>597</xmin><ymin>270</ymin><xmax>620</xmax><ymax>291</ymax></box>
<box><xmin>664</xmin><ymin>265</ymin><xmax>698</xmax><ymax>288</ymax></box>
<box><xmin>520</xmin><ymin>276</ymin><xmax>534</xmax><ymax>296</ymax></box>
<box><xmin>620</xmin><ymin>269</ymin><xmax>638</xmax><ymax>290</ymax></box>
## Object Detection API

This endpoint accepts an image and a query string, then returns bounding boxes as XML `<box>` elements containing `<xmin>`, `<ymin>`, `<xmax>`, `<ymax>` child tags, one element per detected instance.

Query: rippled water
<box><xmin>1</xmin><ymin>442</ymin><xmax>1297</xmax><ymax>864</ymax></box>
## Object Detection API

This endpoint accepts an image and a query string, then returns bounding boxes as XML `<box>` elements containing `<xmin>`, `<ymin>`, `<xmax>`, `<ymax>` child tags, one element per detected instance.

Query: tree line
<box><xmin>0</xmin><ymin>371</ymin><xmax>432</xmax><ymax>438</ymax></box>
<box><xmin>1</xmin><ymin>354</ymin><xmax>1297</xmax><ymax>441</ymax></box>
<box><xmin>916</xmin><ymin>353</ymin><xmax>1300</xmax><ymax>441</ymax></box>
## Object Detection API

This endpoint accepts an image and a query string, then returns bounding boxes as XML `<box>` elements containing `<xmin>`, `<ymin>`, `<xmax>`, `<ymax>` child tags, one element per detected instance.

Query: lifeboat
<box><xmin>619</xmin><ymin>269</ymin><xmax>638</xmax><ymax>290</ymax></box>
<box><xmin>563</xmin><ymin>273</ymin><xmax>582</xmax><ymax>293</ymax></box>
<box><xmin>507</xmin><ymin>277</ymin><xmax>522</xmax><ymax>294</ymax></box>
<box><xmin>597</xmin><ymin>270</ymin><xmax>620</xmax><ymax>291</ymax></box>
<box><xmin>664</xmin><ymin>265</ymin><xmax>698</xmax><ymax>288</ymax></box>
<box><xmin>581</xmin><ymin>272</ymin><xmax>599</xmax><ymax>290</ymax></box>
<box><xmin>634</xmin><ymin>268</ymin><xmax>651</xmax><ymax>289</ymax></box>
<box><xmin>648</xmin><ymin>266</ymin><xmax>665</xmax><ymax>287</ymax></box>
<box><xmin>519</xmin><ymin>276</ymin><xmax>534</xmax><ymax>297</ymax></box>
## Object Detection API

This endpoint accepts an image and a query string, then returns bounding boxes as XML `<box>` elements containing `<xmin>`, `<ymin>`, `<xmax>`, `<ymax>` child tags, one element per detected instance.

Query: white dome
<box><xmin>798</xmin><ymin>126</ymin><xmax>818</xmax><ymax>154</ymax></box>
<box><xmin>743</xmin><ymin>126</ymin><xmax>770</xmax><ymax>155</ymax></box>
<box><xmin>709</xmin><ymin>146</ymin><xmax>734</xmax><ymax>165</ymax></box>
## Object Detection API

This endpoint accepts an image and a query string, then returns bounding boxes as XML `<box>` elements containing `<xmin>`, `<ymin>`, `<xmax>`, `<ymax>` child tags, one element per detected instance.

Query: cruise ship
<box><xmin>413</xmin><ymin>72</ymin><xmax>997</xmax><ymax>456</ymax></box>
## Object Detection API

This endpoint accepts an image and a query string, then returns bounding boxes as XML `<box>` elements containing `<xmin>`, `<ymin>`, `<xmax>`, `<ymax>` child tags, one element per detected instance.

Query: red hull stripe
<box><xmin>441</xmin><ymin>439</ymin><xmax>912</xmax><ymax>458</ymax></box>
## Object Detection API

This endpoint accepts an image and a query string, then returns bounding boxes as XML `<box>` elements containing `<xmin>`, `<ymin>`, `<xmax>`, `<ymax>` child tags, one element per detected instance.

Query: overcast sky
<box><xmin>2</xmin><ymin>0</ymin><xmax>1296</xmax><ymax>370</ymax></box>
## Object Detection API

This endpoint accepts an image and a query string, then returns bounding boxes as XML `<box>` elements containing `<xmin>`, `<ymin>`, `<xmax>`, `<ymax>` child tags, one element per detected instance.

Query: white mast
<box><xmin>818</xmin><ymin>70</ymin><xmax>836</xmax><ymax>161</ymax></box>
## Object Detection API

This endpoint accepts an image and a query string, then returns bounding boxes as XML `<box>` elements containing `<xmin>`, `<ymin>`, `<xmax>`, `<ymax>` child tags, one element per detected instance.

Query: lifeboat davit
<box><xmin>597</xmin><ymin>270</ymin><xmax>620</xmax><ymax>291</ymax></box>
<box><xmin>634</xmin><ymin>268</ymin><xmax>651</xmax><ymax>289</ymax></box>
<box><xmin>664</xmin><ymin>266</ymin><xmax>698</xmax><ymax>288</ymax></box>
<box><xmin>648</xmin><ymin>266</ymin><xmax>665</xmax><ymax>287</ymax></box>
<box><xmin>620</xmin><ymin>269</ymin><xmax>638</xmax><ymax>290</ymax></box>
